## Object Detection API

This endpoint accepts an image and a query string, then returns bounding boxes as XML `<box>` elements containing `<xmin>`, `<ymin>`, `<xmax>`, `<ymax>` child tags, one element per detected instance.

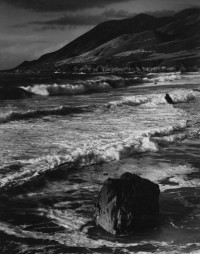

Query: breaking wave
<box><xmin>0</xmin><ymin>120</ymin><xmax>193</xmax><ymax>192</ymax></box>
<box><xmin>21</xmin><ymin>82</ymin><xmax>112</xmax><ymax>96</ymax></box>
<box><xmin>20</xmin><ymin>76</ymin><xmax>126</xmax><ymax>96</ymax></box>
<box><xmin>21</xmin><ymin>73</ymin><xmax>181</xmax><ymax>97</ymax></box>
<box><xmin>0</xmin><ymin>87</ymin><xmax>200</xmax><ymax>190</ymax></box>
<box><xmin>146</xmin><ymin>72</ymin><xmax>182</xmax><ymax>83</ymax></box>
<box><xmin>0</xmin><ymin>72</ymin><xmax>183</xmax><ymax>99</ymax></box>
<box><xmin>0</xmin><ymin>106</ymin><xmax>90</xmax><ymax>123</ymax></box>
<box><xmin>20</xmin><ymin>74</ymin><xmax>151</xmax><ymax>97</ymax></box>
<box><xmin>19</xmin><ymin>74</ymin><xmax>158</xmax><ymax>97</ymax></box>
<box><xmin>107</xmin><ymin>89</ymin><xmax>199</xmax><ymax>108</ymax></box>
<box><xmin>0</xmin><ymin>89</ymin><xmax>199</xmax><ymax>124</ymax></box>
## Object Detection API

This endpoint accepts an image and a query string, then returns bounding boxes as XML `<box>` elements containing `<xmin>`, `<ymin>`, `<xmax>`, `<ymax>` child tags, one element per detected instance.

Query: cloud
<box><xmin>13</xmin><ymin>9</ymin><xmax>130</xmax><ymax>30</ymax></box>
<box><xmin>0</xmin><ymin>36</ymin><xmax>66</xmax><ymax>70</ymax></box>
<box><xmin>0</xmin><ymin>43</ymin><xmax>40</xmax><ymax>70</ymax></box>
<box><xmin>11</xmin><ymin>8</ymin><xmax>180</xmax><ymax>31</ymax></box>
<box><xmin>146</xmin><ymin>10</ymin><xmax>176</xmax><ymax>17</ymax></box>
<box><xmin>1</xmin><ymin>0</ymin><xmax>131</xmax><ymax>12</ymax></box>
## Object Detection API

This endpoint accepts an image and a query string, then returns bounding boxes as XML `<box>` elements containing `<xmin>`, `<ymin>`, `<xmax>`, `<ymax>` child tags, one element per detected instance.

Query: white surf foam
<box><xmin>108</xmin><ymin>89</ymin><xmax>199</xmax><ymax>108</ymax></box>
<box><xmin>1</xmin><ymin>87</ymin><xmax>199</xmax><ymax>191</ymax></box>
<box><xmin>146</xmin><ymin>72</ymin><xmax>182</xmax><ymax>83</ymax></box>
<box><xmin>0</xmin><ymin>121</ymin><xmax>189</xmax><ymax>191</ymax></box>
<box><xmin>21</xmin><ymin>81</ymin><xmax>112</xmax><ymax>96</ymax></box>
<box><xmin>107</xmin><ymin>95</ymin><xmax>149</xmax><ymax>107</ymax></box>
<box><xmin>1</xmin><ymin>89</ymin><xmax>197</xmax><ymax>124</ymax></box>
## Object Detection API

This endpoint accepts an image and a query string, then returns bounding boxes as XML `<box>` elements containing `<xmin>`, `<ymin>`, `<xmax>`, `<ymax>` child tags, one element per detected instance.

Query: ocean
<box><xmin>0</xmin><ymin>71</ymin><xmax>200</xmax><ymax>253</ymax></box>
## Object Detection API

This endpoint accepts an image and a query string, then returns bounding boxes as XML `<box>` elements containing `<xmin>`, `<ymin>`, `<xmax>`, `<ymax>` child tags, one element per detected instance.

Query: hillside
<box><xmin>15</xmin><ymin>8</ymin><xmax>200</xmax><ymax>72</ymax></box>
<box><xmin>59</xmin><ymin>30</ymin><xmax>173</xmax><ymax>65</ymax></box>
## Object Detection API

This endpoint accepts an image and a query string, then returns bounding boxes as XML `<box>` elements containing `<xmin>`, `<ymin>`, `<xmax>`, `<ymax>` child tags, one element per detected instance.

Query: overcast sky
<box><xmin>0</xmin><ymin>0</ymin><xmax>200</xmax><ymax>70</ymax></box>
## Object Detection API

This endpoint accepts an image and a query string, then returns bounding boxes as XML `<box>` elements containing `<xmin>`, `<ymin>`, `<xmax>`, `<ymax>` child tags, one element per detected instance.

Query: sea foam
<box><xmin>107</xmin><ymin>89</ymin><xmax>199</xmax><ymax>108</ymax></box>
<box><xmin>0</xmin><ymin>121</ymin><xmax>189</xmax><ymax>191</ymax></box>
<box><xmin>20</xmin><ymin>77</ymin><xmax>125</xmax><ymax>96</ymax></box>
<box><xmin>0</xmin><ymin>89</ymin><xmax>198</xmax><ymax>124</ymax></box>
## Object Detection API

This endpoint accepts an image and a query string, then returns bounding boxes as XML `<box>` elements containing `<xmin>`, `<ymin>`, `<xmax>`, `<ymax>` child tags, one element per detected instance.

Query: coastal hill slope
<box><xmin>15</xmin><ymin>8</ymin><xmax>200</xmax><ymax>72</ymax></box>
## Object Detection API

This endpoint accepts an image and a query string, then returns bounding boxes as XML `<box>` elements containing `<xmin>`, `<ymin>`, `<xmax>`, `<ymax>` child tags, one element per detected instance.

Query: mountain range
<box><xmin>15</xmin><ymin>8</ymin><xmax>200</xmax><ymax>72</ymax></box>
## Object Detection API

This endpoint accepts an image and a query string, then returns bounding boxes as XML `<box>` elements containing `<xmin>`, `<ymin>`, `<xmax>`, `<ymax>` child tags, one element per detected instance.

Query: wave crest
<box><xmin>0</xmin><ymin>121</ymin><xmax>190</xmax><ymax>191</ymax></box>
<box><xmin>108</xmin><ymin>89</ymin><xmax>199</xmax><ymax>108</ymax></box>
<box><xmin>0</xmin><ymin>106</ymin><xmax>89</xmax><ymax>123</ymax></box>
<box><xmin>0</xmin><ymin>89</ymin><xmax>199</xmax><ymax>124</ymax></box>
<box><xmin>21</xmin><ymin>80</ymin><xmax>116</xmax><ymax>96</ymax></box>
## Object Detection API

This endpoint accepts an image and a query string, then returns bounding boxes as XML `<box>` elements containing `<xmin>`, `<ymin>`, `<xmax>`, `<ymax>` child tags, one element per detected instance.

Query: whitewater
<box><xmin>0</xmin><ymin>71</ymin><xmax>200</xmax><ymax>254</ymax></box>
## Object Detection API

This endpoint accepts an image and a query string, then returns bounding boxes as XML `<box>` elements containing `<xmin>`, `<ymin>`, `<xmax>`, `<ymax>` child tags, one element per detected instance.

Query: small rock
<box><xmin>94</xmin><ymin>172</ymin><xmax>160</xmax><ymax>235</ymax></box>
<box><xmin>165</xmin><ymin>93</ymin><xmax>174</xmax><ymax>104</ymax></box>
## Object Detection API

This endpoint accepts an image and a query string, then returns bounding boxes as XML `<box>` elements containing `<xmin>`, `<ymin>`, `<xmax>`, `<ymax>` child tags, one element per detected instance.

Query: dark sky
<box><xmin>0</xmin><ymin>0</ymin><xmax>200</xmax><ymax>70</ymax></box>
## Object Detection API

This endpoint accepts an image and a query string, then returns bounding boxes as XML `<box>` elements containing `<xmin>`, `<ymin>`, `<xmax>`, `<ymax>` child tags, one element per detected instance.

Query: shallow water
<box><xmin>0</xmin><ymin>72</ymin><xmax>200</xmax><ymax>253</ymax></box>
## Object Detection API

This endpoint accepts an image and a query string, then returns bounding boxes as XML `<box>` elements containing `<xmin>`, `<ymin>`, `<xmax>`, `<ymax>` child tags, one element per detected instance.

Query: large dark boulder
<box><xmin>94</xmin><ymin>172</ymin><xmax>160</xmax><ymax>235</ymax></box>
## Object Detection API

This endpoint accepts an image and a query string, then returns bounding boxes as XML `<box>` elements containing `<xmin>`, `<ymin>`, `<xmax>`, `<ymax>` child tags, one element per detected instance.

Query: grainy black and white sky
<box><xmin>0</xmin><ymin>0</ymin><xmax>200</xmax><ymax>70</ymax></box>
